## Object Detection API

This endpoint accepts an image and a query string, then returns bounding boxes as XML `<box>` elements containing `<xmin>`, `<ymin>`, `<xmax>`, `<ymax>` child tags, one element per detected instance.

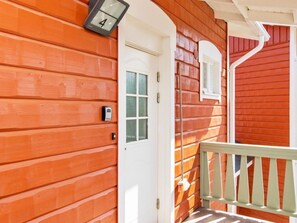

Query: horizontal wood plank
<box><xmin>27</xmin><ymin>188</ymin><xmax>117</xmax><ymax>223</ymax></box>
<box><xmin>0</xmin><ymin>1</ymin><xmax>117</xmax><ymax>58</ymax></box>
<box><xmin>0</xmin><ymin>167</ymin><xmax>117</xmax><ymax>223</ymax></box>
<box><xmin>8</xmin><ymin>0</ymin><xmax>88</xmax><ymax>26</ymax></box>
<box><xmin>0</xmin><ymin>146</ymin><xmax>117</xmax><ymax>197</ymax></box>
<box><xmin>0</xmin><ymin>33</ymin><xmax>117</xmax><ymax>79</ymax></box>
<box><xmin>201</xmin><ymin>142</ymin><xmax>297</xmax><ymax>160</ymax></box>
<box><xmin>0</xmin><ymin>100</ymin><xmax>117</xmax><ymax>130</ymax></box>
<box><xmin>0</xmin><ymin>66</ymin><xmax>117</xmax><ymax>101</ymax></box>
<box><xmin>88</xmin><ymin>208</ymin><xmax>117</xmax><ymax>223</ymax></box>
<box><xmin>0</xmin><ymin>124</ymin><xmax>117</xmax><ymax>164</ymax></box>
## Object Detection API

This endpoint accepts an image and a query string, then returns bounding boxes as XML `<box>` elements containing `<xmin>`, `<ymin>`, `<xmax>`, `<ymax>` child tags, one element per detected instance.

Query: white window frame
<box><xmin>199</xmin><ymin>40</ymin><xmax>222</xmax><ymax>101</ymax></box>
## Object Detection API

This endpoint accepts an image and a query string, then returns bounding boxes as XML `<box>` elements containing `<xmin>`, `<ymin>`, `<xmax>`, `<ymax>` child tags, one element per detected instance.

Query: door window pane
<box><xmin>139</xmin><ymin>97</ymin><xmax>148</xmax><ymax>117</ymax></box>
<box><xmin>139</xmin><ymin>119</ymin><xmax>148</xmax><ymax>140</ymax></box>
<box><xmin>126</xmin><ymin>96</ymin><xmax>136</xmax><ymax>117</ymax></box>
<box><xmin>127</xmin><ymin>71</ymin><xmax>137</xmax><ymax>94</ymax></box>
<box><xmin>139</xmin><ymin>74</ymin><xmax>148</xmax><ymax>95</ymax></box>
<box><xmin>126</xmin><ymin>120</ymin><xmax>137</xmax><ymax>142</ymax></box>
<box><xmin>126</xmin><ymin>71</ymin><xmax>150</xmax><ymax>143</ymax></box>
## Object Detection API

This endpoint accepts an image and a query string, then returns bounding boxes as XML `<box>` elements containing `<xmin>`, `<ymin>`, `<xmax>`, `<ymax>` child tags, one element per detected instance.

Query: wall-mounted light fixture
<box><xmin>84</xmin><ymin>0</ymin><xmax>129</xmax><ymax>36</ymax></box>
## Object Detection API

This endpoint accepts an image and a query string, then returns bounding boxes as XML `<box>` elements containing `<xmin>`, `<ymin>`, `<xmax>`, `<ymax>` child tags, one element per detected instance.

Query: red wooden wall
<box><xmin>0</xmin><ymin>0</ymin><xmax>118</xmax><ymax>222</ymax></box>
<box><xmin>153</xmin><ymin>1</ymin><xmax>228</xmax><ymax>222</ymax></box>
<box><xmin>230</xmin><ymin>25</ymin><xmax>290</xmax><ymax>222</ymax></box>
<box><xmin>0</xmin><ymin>0</ymin><xmax>227</xmax><ymax>222</ymax></box>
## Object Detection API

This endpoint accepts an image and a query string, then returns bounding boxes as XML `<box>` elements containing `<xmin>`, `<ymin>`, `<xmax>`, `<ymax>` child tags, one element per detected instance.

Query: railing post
<box><xmin>200</xmin><ymin>145</ymin><xmax>210</xmax><ymax>208</ymax></box>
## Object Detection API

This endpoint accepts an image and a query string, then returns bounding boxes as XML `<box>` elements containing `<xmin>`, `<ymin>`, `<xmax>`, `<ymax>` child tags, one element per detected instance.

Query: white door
<box><xmin>124</xmin><ymin>46</ymin><xmax>159</xmax><ymax>223</ymax></box>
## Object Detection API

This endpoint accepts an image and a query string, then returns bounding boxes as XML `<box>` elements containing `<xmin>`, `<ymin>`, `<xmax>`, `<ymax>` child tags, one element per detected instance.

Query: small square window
<box><xmin>199</xmin><ymin>40</ymin><xmax>222</xmax><ymax>101</ymax></box>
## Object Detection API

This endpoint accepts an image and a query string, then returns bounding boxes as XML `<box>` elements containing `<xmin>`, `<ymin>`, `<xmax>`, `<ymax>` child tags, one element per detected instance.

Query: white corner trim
<box><xmin>289</xmin><ymin>27</ymin><xmax>297</xmax><ymax>223</ymax></box>
<box><xmin>118</xmin><ymin>1</ymin><xmax>176</xmax><ymax>223</ymax></box>
<box><xmin>290</xmin><ymin>27</ymin><xmax>297</xmax><ymax>148</ymax></box>
<box><xmin>227</xmin><ymin>27</ymin><xmax>230</xmax><ymax>143</ymax></box>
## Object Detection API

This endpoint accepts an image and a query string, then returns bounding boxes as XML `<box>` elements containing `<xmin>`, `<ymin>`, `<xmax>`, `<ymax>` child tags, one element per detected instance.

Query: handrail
<box><xmin>200</xmin><ymin>142</ymin><xmax>297</xmax><ymax>217</ymax></box>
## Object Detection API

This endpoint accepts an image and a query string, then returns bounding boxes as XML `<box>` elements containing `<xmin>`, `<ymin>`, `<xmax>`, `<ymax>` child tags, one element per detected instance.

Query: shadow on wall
<box><xmin>174</xmin><ymin>62</ymin><xmax>227</xmax><ymax>222</ymax></box>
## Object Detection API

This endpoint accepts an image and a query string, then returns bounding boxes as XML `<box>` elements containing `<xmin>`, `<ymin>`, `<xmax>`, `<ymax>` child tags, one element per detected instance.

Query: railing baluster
<box><xmin>238</xmin><ymin>155</ymin><xmax>249</xmax><ymax>204</ymax></box>
<box><xmin>283</xmin><ymin>160</ymin><xmax>296</xmax><ymax>213</ymax></box>
<box><xmin>252</xmin><ymin>157</ymin><xmax>264</xmax><ymax>207</ymax></box>
<box><xmin>199</xmin><ymin>142</ymin><xmax>297</xmax><ymax>218</ymax></box>
<box><xmin>267</xmin><ymin>158</ymin><xmax>280</xmax><ymax>210</ymax></box>
<box><xmin>225</xmin><ymin>154</ymin><xmax>236</xmax><ymax>201</ymax></box>
<box><xmin>212</xmin><ymin>152</ymin><xmax>222</xmax><ymax>198</ymax></box>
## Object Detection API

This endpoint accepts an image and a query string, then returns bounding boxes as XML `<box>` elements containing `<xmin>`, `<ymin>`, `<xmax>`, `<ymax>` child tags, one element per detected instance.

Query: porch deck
<box><xmin>184</xmin><ymin>208</ymin><xmax>272</xmax><ymax>223</ymax></box>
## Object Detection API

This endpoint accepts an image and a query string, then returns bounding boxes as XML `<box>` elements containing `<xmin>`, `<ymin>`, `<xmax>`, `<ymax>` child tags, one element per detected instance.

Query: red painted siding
<box><xmin>230</xmin><ymin>25</ymin><xmax>290</xmax><ymax>222</ymax></box>
<box><xmin>0</xmin><ymin>0</ymin><xmax>227</xmax><ymax>222</ymax></box>
<box><xmin>153</xmin><ymin>1</ymin><xmax>228</xmax><ymax>222</ymax></box>
<box><xmin>0</xmin><ymin>0</ymin><xmax>117</xmax><ymax>222</ymax></box>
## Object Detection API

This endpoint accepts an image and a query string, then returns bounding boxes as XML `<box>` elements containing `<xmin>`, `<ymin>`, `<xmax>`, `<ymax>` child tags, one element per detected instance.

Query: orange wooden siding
<box><xmin>153</xmin><ymin>1</ymin><xmax>228</xmax><ymax>222</ymax></box>
<box><xmin>230</xmin><ymin>25</ymin><xmax>290</xmax><ymax>223</ymax></box>
<box><xmin>0</xmin><ymin>0</ymin><xmax>117</xmax><ymax>222</ymax></box>
<box><xmin>0</xmin><ymin>0</ymin><xmax>227</xmax><ymax>222</ymax></box>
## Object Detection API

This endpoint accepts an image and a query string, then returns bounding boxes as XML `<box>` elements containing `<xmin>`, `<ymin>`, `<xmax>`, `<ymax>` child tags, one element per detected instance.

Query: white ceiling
<box><xmin>203</xmin><ymin>0</ymin><xmax>297</xmax><ymax>40</ymax></box>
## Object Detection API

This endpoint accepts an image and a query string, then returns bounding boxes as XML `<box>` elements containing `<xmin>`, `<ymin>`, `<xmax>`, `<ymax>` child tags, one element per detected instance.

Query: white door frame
<box><xmin>118</xmin><ymin>1</ymin><xmax>176</xmax><ymax>222</ymax></box>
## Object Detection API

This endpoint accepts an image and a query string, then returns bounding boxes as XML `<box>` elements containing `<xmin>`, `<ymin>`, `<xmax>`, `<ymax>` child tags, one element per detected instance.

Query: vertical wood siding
<box><xmin>153</xmin><ymin>1</ymin><xmax>228</xmax><ymax>222</ymax></box>
<box><xmin>0</xmin><ymin>0</ymin><xmax>118</xmax><ymax>222</ymax></box>
<box><xmin>230</xmin><ymin>25</ymin><xmax>290</xmax><ymax>223</ymax></box>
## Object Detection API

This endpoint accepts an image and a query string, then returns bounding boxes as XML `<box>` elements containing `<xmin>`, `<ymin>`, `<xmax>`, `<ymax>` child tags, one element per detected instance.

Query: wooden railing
<box><xmin>200</xmin><ymin>142</ymin><xmax>297</xmax><ymax>217</ymax></box>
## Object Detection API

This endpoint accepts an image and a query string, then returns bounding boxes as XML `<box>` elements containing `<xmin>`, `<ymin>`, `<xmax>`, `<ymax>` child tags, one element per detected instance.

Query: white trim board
<box><xmin>290</xmin><ymin>27</ymin><xmax>297</xmax><ymax>148</ymax></box>
<box><xmin>118</xmin><ymin>0</ymin><xmax>176</xmax><ymax>222</ymax></box>
<box><xmin>290</xmin><ymin>27</ymin><xmax>297</xmax><ymax>223</ymax></box>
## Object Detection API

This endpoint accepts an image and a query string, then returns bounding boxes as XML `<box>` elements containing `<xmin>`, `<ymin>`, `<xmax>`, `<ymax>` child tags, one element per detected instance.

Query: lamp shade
<box><xmin>84</xmin><ymin>0</ymin><xmax>129</xmax><ymax>36</ymax></box>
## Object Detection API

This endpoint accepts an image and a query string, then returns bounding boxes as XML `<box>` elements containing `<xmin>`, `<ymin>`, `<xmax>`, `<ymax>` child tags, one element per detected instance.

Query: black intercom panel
<box><xmin>102</xmin><ymin>106</ymin><xmax>112</xmax><ymax>121</ymax></box>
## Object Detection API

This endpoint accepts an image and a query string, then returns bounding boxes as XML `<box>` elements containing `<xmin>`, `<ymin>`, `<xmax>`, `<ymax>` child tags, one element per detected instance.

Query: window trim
<box><xmin>199</xmin><ymin>40</ymin><xmax>222</xmax><ymax>101</ymax></box>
